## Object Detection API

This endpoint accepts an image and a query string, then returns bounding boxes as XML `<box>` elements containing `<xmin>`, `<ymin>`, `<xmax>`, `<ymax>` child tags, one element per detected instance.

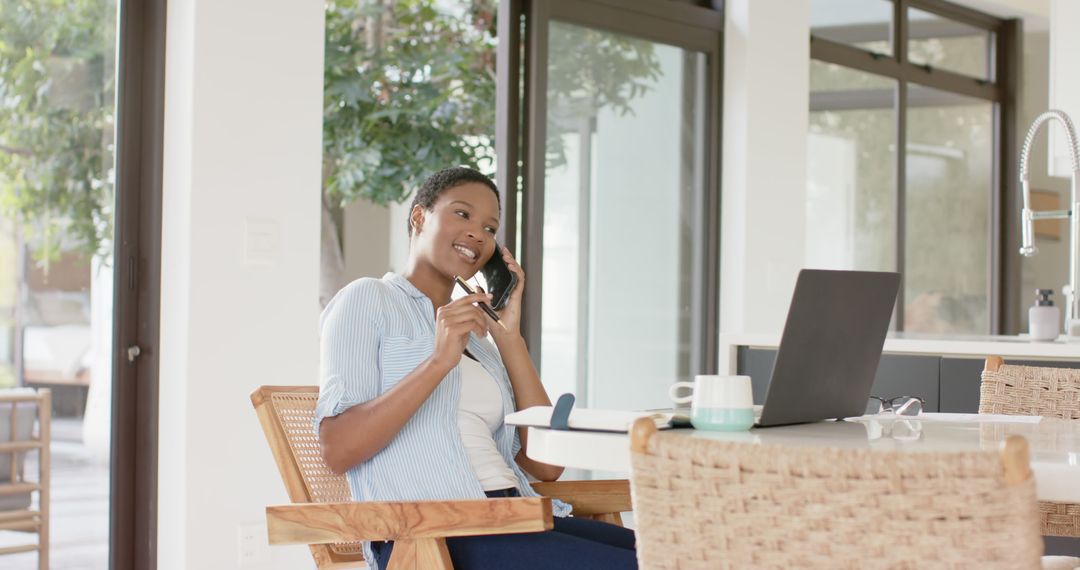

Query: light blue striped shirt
<box><xmin>315</xmin><ymin>273</ymin><xmax>570</xmax><ymax>566</ymax></box>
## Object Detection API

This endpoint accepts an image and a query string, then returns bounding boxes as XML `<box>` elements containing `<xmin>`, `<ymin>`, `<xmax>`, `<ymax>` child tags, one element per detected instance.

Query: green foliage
<box><xmin>323</xmin><ymin>0</ymin><xmax>499</xmax><ymax>207</ymax></box>
<box><xmin>323</xmin><ymin>0</ymin><xmax>661</xmax><ymax>208</ymax></box>
<box><xmin>0</xmin><ymin>0</ymin><xmax>663</xmax><ymax>260</ymax></box>
<box><xmin>0</xmin><ymin>0</ymin><xmax>114</xmax><ymax>262</ymax></box>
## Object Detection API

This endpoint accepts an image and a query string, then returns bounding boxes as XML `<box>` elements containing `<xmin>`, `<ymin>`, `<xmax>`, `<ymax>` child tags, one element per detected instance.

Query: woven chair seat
<box><xmin>982</xmin><ymin>359</ymin><xmax>1080</xmax><ymax>538</ymax></box>
<box><xmin>630</xmin><ymin>430</ymin><xmax>1044</xmax><ymax>570</ymax></box>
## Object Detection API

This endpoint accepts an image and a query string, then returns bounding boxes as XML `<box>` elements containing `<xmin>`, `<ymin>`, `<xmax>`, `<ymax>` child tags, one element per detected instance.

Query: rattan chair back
<box><xmin>629</xmin><ymin>421</ymin><xmax>1043</xmax><ymax>570</ymax></box>
<box><xmin>981</xmin><ymin>356</ymin><xmax>1080</xmax><ymax>419</ymax></box>
<box><xmin>251</xmin><ymin>386</ymin><xmax>364</xmax><ymax>568</ymax></box>
<box><xmin>981</xmin><ymin>356</ymin><xmax>1080</xmax><ymax>538</ymax></box>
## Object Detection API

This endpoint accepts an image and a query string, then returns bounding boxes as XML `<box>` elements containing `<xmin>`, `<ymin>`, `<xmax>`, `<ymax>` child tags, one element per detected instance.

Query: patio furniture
<box><xmin>251</xmin><ymin>385</ymin><xmax>633</xmax><ymax>569</ymax></box>
<box><xmin>628</xmin><ymin>417</ymin><xmax>1045</xmax><ymax>569</ymax></box>
<box><xmin>982</xmin><ymin>356</ymin><xmax>1080</xmax><ymax>538</ymax></box>
<box><xmin>0</xmin><ymin>388</ymin><xmax>51</xmax><ymax>570</ymax></box>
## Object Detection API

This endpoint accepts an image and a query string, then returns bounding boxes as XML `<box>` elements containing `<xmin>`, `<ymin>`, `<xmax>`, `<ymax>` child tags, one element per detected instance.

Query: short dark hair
<box><xmin>407</xmin><ymin>166</ymin><xmax>500</xmax><ymax>236</ymax></box>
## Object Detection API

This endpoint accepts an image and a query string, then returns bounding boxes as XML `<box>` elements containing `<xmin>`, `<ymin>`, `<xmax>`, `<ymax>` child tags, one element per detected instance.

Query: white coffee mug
<box><xmin>669</xmin><ymin>375</ymin><xmax>754</xmax><ymax>431</ymax></box>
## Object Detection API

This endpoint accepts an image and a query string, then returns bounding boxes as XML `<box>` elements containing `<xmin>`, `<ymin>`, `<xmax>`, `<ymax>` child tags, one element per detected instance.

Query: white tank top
<box><xmin>457</xmin><ymin>356</ymin><xmax>519</xmax><ymax>491</ymax></box>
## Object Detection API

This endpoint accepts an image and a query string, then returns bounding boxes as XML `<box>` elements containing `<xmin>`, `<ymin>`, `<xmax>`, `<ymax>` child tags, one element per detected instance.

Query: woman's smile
<box><xmin>453</xmin><ymin>242</ymin><xmax>480</xmax><ymax>263</ymax></box>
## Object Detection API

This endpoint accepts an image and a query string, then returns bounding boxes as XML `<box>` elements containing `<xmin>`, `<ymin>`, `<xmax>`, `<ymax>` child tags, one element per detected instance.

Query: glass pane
<box><xmin>807</xmin><ymin>61</ymin><xmax>897</xmax><ymax>275</ymax></box>
<box><xmin>811</xmin><ymin>0</ymin><xmax>893</xmax><ymax>56</ymax></box>
<box><xmin>908</xmin><ymin>7</ymin><xmax>992</xmax><ymax>79</ymax></box>
<box><xmin>321</xmin><ymin>1</ymin><xmax>498</xmax><ymax>301</ymax></box>
<box><xmin>0</xmin><ymin>1</ymin><xmax>118</xmax><ymax>566</ymax></box>
<box><xmin>904</xmin><ymin>85</ymin><xmax>993</xmax><ymax>334</ymax></box>
<box><xmin>540</xmin><ymin>21</ymin><xmax>705</xmax><ymax>410</ymax></box>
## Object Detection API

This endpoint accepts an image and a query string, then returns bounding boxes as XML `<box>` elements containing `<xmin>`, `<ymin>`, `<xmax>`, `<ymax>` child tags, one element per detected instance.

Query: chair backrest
<box><xmin>981</xmin><ymin>356</ymin><xmax>1080</xmax><ymax>419</ymax></box>
<box><xmin>251</xmin><ymin>386</ymin><xmax>364</xmax><ymax>569</ymax></box>
<box><xmin>628</xmin><ymin>420</ymin><xmax>1043</xmax><ymax>569</ymax></box>
<box><xmin>0</xmin><ymin>388</ymin><xmax>50</xmax><ymax>570</ymax></box>
<box><xmin>0</xmin><ymin>389</ymin><xmax>39</xmax><ymax>484</ymax></box>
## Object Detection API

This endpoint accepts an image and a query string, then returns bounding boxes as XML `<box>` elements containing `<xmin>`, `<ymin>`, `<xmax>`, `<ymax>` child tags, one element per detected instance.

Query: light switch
<box><xmin>244</xmin><ymin>218</ymin><xmax>280</xmax><ymax>266</ymax></box>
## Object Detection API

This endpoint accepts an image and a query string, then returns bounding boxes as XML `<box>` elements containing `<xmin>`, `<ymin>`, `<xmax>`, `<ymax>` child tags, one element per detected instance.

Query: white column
<box><xmin>720</xmin><ymin>0</ymin><xmax>810</xmax><ymax>335</ymax></box>
<box><xmin>158</xmin><ymin>0</ymin><xmax>324</xmax><ymax>567</ymax></box>
<box><xmin>82</xmin><ymin>252</ymin><xmax>113</xmax><ymax>464</ymax></box>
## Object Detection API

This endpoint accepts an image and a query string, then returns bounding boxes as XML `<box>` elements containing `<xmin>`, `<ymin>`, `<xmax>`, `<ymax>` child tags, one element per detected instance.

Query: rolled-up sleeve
<box><xmin>314</xmin><ymin>279</ymin><xmax>384</xmax><ymax>432</ymax></box>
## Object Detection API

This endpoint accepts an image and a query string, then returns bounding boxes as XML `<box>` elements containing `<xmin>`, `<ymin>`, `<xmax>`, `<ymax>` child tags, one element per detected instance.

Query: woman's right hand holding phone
<box><xmin>431</xmin><ymin>292</ymin><xmax>492</xmax><ymax>371</ymax></box>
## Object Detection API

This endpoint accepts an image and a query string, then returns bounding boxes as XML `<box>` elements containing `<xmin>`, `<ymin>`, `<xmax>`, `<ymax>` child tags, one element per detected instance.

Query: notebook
<box><xmin>505</xmin><ymin>406</ymin><xmax>688</xmax><ymax>433</ymax></box>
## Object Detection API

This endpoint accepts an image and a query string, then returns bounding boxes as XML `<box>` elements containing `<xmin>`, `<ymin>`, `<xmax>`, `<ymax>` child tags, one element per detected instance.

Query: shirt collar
<box><xmin>384</xmin><ymin>272</ymin><xmax>428</xmax><ymax>299</ymax></box>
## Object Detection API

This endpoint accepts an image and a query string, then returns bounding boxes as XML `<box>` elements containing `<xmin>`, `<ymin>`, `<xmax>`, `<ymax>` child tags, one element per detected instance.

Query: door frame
<box><xmin>111</xmin><ymin>0</ymin><xmax>167</xmax><ymax>568</ymax></box>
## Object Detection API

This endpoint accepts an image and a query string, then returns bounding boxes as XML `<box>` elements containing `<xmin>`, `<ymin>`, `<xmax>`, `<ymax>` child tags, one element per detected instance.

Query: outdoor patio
<box><xmin>0</xmin><ymin>418</ymin><xmax>109</xmax><ymax>570</ymax></box>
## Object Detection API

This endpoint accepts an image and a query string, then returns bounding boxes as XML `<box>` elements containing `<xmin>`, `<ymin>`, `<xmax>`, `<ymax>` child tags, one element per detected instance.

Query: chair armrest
<box><xmin>266</xmin><ymin>497</ymin><xmax>552</xmax><ymax>546</ymax></box>
<box><xmin>530</xmin><ymin>480</ymin><xmax>632</xmax><ymax>515</ymax></box>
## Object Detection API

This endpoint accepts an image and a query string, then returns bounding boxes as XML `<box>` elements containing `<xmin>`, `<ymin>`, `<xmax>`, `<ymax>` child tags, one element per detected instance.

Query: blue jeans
<box><xmin>369</xmin><ymin>488</ymin><xmax>637</xmax><ymax>570</ymax></box>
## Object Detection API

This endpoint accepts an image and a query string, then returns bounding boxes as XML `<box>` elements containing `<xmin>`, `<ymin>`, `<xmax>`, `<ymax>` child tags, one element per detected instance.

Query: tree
<box><xmin>321</xmin><ymin>0</ymin><xmax>660</xmax><ymax>302</ymax></box>
<box><xmin>1</xmin><ymin>0</ymin><xmax>661</xmax><ymax>302</ymax></box>
<box><xmin>0</xmin><ymin>0</ymin><xmax>115</xmax><ymax>266</ymax></box>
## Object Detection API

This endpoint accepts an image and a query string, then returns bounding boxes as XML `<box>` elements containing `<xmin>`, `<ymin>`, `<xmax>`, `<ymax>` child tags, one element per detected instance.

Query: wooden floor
<box><xmin>0</xmin><ymin>418</ymin><xmax>109</xmax><ymax>570</ymax></box>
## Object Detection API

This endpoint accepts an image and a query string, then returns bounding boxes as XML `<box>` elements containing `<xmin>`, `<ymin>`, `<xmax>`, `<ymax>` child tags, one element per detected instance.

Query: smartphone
<box><xmin>481</xmin><ymin>242</ymin><xmax>518</xmax><ymax>310</ymax></box>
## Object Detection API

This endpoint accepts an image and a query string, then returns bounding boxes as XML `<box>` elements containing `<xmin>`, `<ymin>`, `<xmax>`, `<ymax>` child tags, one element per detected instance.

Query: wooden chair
<box><xmin>0</xmin><ymin>389</ymin><xmax>51</xmax><ymax>570</ymax></box>
<box><xmin>251</xmin><ymin>386</ymin><xmax>632</xmax><ymax>569</ymax></box>
<box><xmin>982</xmin><ymin>356</ymin><xmax>1080</xmax><ymax>538</ymax></box>
<box><xmin>628</xmin><ymin>417</ymin><xmax>1045</xmax><ymax>569</ymax></box>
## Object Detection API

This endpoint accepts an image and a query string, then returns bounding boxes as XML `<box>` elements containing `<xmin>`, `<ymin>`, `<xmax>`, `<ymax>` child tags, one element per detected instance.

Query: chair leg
<box><xmin>387</xmin><ymin>538</ymin><xmax>453</xmax><ymax>570</ymax></box>
<box><xmin>39</xmin><ymin>519</ymin><xmax>48</xmax><ymax>570</ymax></box>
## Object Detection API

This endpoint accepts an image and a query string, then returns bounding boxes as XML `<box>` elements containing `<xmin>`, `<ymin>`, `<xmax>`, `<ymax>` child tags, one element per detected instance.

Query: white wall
<box><xmin>158</xmin><ymin>0</ymin><xmax>324</xmax><ymax>568</ymax></box>
<box><xmin>1049</xmin><ymin>0</ymin><xmax>1080</xmax><ymax>177</ymax></box>
<box><xmin>720</xmin><ymin>0</ymin><xmax>810</xmax><ymax>335</ymax></box>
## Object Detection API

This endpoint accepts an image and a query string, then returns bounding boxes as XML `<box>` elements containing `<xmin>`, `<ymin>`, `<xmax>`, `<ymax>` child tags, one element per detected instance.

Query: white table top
<box><xmin>525</xmin><ymin>414</ymin><xmax>1080</xmax><ymax>503</ymax></box>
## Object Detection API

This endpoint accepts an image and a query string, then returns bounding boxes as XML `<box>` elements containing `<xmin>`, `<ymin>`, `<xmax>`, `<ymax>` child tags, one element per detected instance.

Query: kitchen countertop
<box><xmin>720</xmin><ymin>332</ymin><xmax>1080</xmax><ymax>373</ymax></box>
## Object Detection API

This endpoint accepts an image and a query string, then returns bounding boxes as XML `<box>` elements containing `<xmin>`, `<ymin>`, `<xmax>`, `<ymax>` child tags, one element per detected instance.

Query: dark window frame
<box><xmin>111</xmin><ymin>0</ymin><xmax>166</xmax><ymax>568</ymax></box>
<box><xmin>809</xmin><ymin>0</ymin><xmax>1021</xmax><ymax>334</ymax></box>
<box><xmin>497</xmin><ymin>0</ymin><xmax>724</xmax><ymax>383</ymax></box>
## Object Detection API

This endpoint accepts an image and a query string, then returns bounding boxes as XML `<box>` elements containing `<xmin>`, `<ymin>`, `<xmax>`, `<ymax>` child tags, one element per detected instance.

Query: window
<box><xmin>499</xmin><ymin>0</ymin><xmax>723</xmax><ymax>408</ymax></box>
<box><xmin>809</xmin><ymin>0</ymin><xmax>1018</xmax><ymax>334</ymax></box>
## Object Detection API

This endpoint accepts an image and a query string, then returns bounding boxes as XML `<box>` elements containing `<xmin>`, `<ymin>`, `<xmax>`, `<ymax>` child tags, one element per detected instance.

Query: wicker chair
<box><xmin>0</xmin><ymin>389</ymin><xmax>50</xmax><ymax>570</ymax></box>
<box><xmin>628</xmin><ymin>417</ymin><xmax>1045</xmax><ymax>569</ymax></box>
<box><xmin>251</xmin><ymin>385</ymin><xmax>633</xmax><ymax>569</ymax></box>
<box><xmin>982</xmin><ymin>356</ymin><xmax>1080</xmax><ymax>538</ymax></box>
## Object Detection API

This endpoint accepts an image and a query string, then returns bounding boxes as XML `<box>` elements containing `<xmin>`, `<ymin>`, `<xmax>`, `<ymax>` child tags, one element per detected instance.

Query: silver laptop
<box><xmin>754</xmin><ymin>269</ymin><xmax>900</xmax><ymax>427</ymax></box>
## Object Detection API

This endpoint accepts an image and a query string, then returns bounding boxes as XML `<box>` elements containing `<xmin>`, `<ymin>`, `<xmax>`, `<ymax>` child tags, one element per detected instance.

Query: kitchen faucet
<box><xmin>1019</xmin><ymin>109</ymin><xmax>1080</xmax><ymax>338</ymax></box>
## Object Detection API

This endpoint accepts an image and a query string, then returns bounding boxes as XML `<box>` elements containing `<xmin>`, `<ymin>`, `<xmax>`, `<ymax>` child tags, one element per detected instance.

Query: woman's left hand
<box><xmin>488</xmin><ymin>246</ymin><xmax>525</xmax><ymax>340</ymax></box>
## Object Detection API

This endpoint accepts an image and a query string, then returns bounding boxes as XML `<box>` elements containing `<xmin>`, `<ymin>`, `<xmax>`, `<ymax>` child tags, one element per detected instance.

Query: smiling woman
<box><xmin>314</xmin><ymin>166</ymin><xmax>638</xmax><ymax>570</ymax></box>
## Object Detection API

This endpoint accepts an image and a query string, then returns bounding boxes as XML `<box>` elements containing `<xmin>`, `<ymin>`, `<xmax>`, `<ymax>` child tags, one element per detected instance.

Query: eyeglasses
<box><xmin>864</xmin><ymin>418</ymin><xmax>923</xmax><ymax>442</ymax></box>
<box><xmin>866</xmin><ymin>395</ymin><xmax>924</xmax><ymax>417</ymax></box>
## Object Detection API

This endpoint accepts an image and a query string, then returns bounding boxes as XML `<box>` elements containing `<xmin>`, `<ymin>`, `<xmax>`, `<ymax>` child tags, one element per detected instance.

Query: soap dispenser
<box><xmin>1029</xmin><ymin>289</ymin><xmax>1061</xmax><ymax>341</ymax></box>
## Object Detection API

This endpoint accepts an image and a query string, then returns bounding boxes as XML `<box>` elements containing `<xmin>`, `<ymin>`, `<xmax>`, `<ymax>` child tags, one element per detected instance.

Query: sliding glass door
<box><xmin>499</xmin><ymin>0</ymin><xmax>722</xmax><ymax>410</ymax></box>
<box><xmin>1</xmin><ymin>1</ymin><xmax>165</xmax><ymax>568</ymax></box>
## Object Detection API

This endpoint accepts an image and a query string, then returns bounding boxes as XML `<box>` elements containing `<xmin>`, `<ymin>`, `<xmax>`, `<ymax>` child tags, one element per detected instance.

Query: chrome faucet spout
<box><xmin>1018</xmin><ymin>109</ymin><xmax>1080</xmax><ymax>338</ymax></box>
